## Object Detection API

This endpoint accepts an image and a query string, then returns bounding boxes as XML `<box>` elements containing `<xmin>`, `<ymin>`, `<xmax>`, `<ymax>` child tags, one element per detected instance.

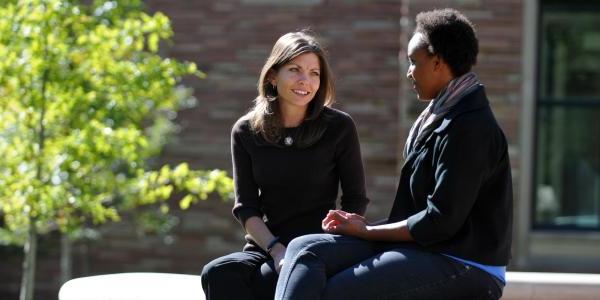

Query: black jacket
<box><xmin>388</xmin><ymin>86</ymin><xmax>513</xmax><ymax>266</ymax></box>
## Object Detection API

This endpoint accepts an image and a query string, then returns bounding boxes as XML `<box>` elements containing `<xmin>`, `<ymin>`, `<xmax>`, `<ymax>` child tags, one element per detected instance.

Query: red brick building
<box><xmin>2</xmin><ymin>1</ymin><xmax>599</xmax><ymax>298</ymax></box>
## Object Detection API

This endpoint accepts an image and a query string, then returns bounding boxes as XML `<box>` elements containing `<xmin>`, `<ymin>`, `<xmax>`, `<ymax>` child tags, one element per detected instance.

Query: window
<box><xmin>533</xmin><ymin>1</ymin><xmax>600</xmax><ymax>230</ymax></box>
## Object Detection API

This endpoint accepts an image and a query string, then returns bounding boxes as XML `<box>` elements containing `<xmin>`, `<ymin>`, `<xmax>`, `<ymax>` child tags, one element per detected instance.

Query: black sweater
<box><xmin>389</xmin><ymin>86</ymin><xmax>513</xmax><ymax>266</ymax></box>
<box><xmin>231</xmin><ymin>107</ymin><xmax>369</xmax><ymax>246</ymax></box>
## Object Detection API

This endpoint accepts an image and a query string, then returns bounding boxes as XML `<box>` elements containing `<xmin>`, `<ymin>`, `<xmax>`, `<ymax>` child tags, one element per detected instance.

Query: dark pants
<box><xmin>275</xmin><ymin>234</ymin><xmax>504</xmax><ymax>300</ymax></box>
<box><xmin>201</xmin><ymin>247</ymin><xmax>278</xmax><ymax>300</ymax></box>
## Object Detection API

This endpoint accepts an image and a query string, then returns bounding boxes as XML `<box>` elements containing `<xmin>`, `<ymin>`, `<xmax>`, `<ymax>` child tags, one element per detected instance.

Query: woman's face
<box><xmin>270</xmin><ymin>52</ymin><xmax>321</xmax><ymax>111</ymax></box>
<box><xmin>406</xmin><ymin>33</ymin><xmax>443</xmax><ymax>101</ymax></box>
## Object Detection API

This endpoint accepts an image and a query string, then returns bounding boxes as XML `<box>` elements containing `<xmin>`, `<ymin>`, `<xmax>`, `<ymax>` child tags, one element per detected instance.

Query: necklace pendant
<box><xmin>284</xmin><ymin>136</ymin><xmax>293</xmax><ymax>146</ymax></box>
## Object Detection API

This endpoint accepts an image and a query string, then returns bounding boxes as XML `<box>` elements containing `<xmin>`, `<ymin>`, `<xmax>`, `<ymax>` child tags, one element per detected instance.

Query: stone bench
<box><xmin>59</xmin><ymin>271</ymin><xmax>600</xmax><ymax>300</ymax></box>
<box><xmin>502</xmin><ymin>272</ymin><xmax>600</xmax><ymax>300</ymax></box>
<box><xmin>58</xmin><ymin>273</ymin><xmax>205</xmax><ymax>300</ymax></box>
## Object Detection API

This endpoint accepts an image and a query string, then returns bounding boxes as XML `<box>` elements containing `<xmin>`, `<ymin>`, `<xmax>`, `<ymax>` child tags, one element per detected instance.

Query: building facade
<box><xmin>515</xmin><ymin>0</ymin><xmax>600</xmax><ymax>272</ymax></box>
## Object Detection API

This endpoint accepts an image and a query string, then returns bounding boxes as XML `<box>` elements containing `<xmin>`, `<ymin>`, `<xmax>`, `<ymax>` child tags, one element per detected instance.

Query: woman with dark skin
<box><xmin>275</xmin><ymin>9</ymin><xmax>512</xmax><ymax>300</ymax></box>
<box><xmin>200</xmin><ymin>31</ymin><xmax>369</xmax><ymax>300</ymax></box>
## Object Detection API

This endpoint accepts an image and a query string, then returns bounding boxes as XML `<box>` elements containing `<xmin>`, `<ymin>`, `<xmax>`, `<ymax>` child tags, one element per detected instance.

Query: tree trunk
<box><xmin>19</xmin><ymin>220</ymin><xmax>37</xmax><ymax>300</ymax></box>
<box><xmin>19</xmin><ymin>3</ymin><xmax>47</xmax><ymax>299</ymax></box>
<box><xmin>60</xmin><ymin>233</ymin><xmax>72</xmax><ymax>284</ymax></box>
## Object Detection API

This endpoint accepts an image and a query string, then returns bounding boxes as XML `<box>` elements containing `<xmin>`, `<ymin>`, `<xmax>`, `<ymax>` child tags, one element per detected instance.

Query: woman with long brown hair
<box><xmin>201</xmin><ymin>30</ymin><xmax>369</xmax><ymax>300</ymax></box>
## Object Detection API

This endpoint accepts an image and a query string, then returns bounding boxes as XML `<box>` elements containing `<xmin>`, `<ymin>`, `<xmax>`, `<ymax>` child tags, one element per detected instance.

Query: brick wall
<box><xmin>143</xmin><ymin>0</ymin><xmax>402</xmax><ymax>270</ymax></box>
<box><xmin>0</xmin><ymin>1</ymin><xmax>526</xmax><ymax>298</ymax></box>
<box><xmin>150</xmin><ymin>0</ymin><xmax>403</xmax><ymax>216</ymax></box>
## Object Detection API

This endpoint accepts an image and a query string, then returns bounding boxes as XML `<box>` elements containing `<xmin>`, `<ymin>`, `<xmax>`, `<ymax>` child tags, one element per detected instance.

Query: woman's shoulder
<box><xmin>444</xmin><ymin>104</ymin><xmax>507</xmax><ymax>153</ymax></box>
<box><xmin>450</xmin><ymin>104</ymin><xmax>499</xmax><ymax>135</ymax></box>
<box><xmin>231</xmin><ymin>115</ymin><xmax>253</xmax><ymax>137</ymax></box>
<box><xmin>321</xmin><ymin>106</ymin><xmax>356</xmax><ymax>127</ymax></box>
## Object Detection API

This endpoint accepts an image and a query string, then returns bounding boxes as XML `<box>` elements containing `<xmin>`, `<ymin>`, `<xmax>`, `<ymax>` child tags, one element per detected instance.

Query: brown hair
<box><xmin>245</xmin><ymin>30</ymin><xmax>334</xmax><ymax>147</ymax></box>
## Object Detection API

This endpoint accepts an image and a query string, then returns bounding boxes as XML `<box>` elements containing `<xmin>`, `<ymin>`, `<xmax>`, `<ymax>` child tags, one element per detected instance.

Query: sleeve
<box><xmin>407</xmin><ymin>119</ymin><xmax>494</xmax><ymax>245</ymax></box>
<box><xmin>335</xmin><ymin>114</ymin><xmax>369</xmax><ymax>215</ymax></box>
<box><xmin>230</xmin><ymin>122</ymin><xmax>263</xmax><ymax>228</ymax></box>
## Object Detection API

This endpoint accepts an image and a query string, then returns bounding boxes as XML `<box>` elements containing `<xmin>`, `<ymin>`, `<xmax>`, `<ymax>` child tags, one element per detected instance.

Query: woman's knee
<box><xmin>201</xmin><ymin>257</ymin><xmax>227</xmax><ymax>285</ymax></box>
<box><xmin>201</xmin><ymin>254</ymin><xmax>254</xmax><ymax>284</ymax></box>
<box><xmin>286</xmin><ymin>233</ymin><xmax>334</xmax><ymax>256</ymax></box>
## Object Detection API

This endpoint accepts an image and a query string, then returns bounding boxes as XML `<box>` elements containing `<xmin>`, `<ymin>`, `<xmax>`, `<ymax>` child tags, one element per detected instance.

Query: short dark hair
<box><xmin>415</xmin><ymin>8</ymin><xmax>478</xmax><ymax>77</ymax></box>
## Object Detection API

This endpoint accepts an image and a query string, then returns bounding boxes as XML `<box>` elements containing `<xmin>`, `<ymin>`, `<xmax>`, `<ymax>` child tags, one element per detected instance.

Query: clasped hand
<box><xmin>321</xmin><ymin>210</ymin><xmax>369</xmax><ymax>238</ymax></box>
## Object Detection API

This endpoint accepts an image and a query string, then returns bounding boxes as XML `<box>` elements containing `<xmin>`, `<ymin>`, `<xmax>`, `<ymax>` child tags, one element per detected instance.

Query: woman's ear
<box><xmin>432</xmin><ymin>55</ymin><xmax>442</xmax><ymax>70</ymax></box>
<box><xmin>267</xmin><ymin>70</ymin><xmax>277</xmax><ymax>86</ymax></box>
<box><xmin>433</xmin><ymin>55</ymin><xmax>452</xmax><ymax>76</ymax></box>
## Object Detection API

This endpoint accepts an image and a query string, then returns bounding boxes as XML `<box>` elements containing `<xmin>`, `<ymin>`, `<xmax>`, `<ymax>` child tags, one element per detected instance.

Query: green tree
<box><xmin>0</xmin><ymin>1</ymin><xmax>233</xmax><ymax>299</ymax></box>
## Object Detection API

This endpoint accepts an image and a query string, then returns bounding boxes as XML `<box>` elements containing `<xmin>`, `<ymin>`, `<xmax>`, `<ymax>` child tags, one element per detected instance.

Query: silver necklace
<box><xmin>284</xmin><ymin>136</ymin><xmax>293</xmax><ymax>146</ymax></box>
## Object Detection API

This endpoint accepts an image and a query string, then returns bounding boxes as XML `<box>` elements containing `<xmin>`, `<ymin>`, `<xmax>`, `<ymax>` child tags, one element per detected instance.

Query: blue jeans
<box><xmin>275</xmin><ymin>234</ymin><xmax>503</xmax><ymax>300</ymax></box>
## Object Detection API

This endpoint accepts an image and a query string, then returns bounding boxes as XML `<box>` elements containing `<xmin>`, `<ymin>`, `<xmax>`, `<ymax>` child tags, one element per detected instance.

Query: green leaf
<box><xmin>179</xmin><ymin>194</ymin><xmax>193</xmax><ymax>210</ymax></box>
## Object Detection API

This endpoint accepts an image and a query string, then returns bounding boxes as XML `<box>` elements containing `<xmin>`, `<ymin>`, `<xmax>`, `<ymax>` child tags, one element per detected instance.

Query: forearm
<box><xmin>244</xmin><ymin>216</ymin><xmax>286</xmax><ymax>272</ymax></box>
<box><xmin>244</xmin><ymin>216</ymin><xmax>278</xmax><ymax>250</ymax></box>
<box><xmin>337</xmin><ymin>116</ymin><xmax>369</xmax><ymax>216</ymax></box>
<box><xmin>360</xmin><ymin>219</ymin><xmax>414</xmax><ymax>242</ymax></box>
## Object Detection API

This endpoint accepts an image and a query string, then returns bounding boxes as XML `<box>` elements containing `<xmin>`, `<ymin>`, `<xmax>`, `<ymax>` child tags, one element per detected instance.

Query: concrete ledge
<box><xmin>59</xmin><ymin>271</ymin><xmax>600</xmax><ymax>300</ymax></box>
<box><xmin>58</xmin><ymin>273</ymin><xmax>205</xmax><ymax>300</ymax></box>
<box><xmin>503</xmin><ymin>272</ymin><xmax>600</xmax><ymax>300</ymax></box>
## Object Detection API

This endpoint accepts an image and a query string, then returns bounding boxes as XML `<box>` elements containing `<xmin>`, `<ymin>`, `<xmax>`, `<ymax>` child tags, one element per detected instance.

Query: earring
<box><xmin>267</xmin><ymin>83</ymin><xmax>278</xmax><ymax>102</ymax></box>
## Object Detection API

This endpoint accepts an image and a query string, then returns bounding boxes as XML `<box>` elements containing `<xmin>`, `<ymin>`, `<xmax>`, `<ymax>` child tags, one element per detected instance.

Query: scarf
<box><xmin>403</xmin><ymin>72</ymin><xmax>481</xmax><ymax>158</ymax></box>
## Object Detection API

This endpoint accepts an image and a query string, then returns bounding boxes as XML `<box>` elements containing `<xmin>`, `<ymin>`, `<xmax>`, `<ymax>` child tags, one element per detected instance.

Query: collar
<box><xmin>433</xmin><ymin>85</ymin><xmax>489</xmax><ymax>134</ymax></box>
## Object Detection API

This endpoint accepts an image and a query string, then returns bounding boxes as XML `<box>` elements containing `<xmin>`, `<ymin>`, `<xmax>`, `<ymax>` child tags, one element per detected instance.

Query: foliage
<box><xmin>0</xmin><ymin>0</ymin><xmax>233</xmax><ymax>246</ymax></box>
